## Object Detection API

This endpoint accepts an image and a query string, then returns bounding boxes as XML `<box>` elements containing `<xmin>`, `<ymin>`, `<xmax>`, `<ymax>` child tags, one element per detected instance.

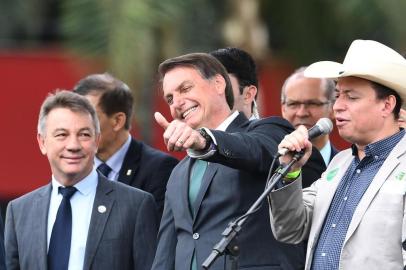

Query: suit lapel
<box><xmin>190</xmin><ymin>114</ymin><xmax>245</xmax><ymax>221</ymax></box>
<box><xmin>83</xmin><ymin>176</ymin><xmax>115</xmax><ymax>270</ymax></box>
<box><xmin>35</xmin><ymin>184</ymin><xmax>52</xmax><ymax>270</ymax></box>
<box><xmin>345</xmin><ymin>140</ymin><xmax>406</xmax><ymax>243</ymax></box>
<box><xmin>192</xmin><ymin>162</ymin><xmax>218</xmax><ymax>220</ymax></box>
<box><xmin>310</xmin><ymin>155</ymin><xmax>354</xmax><ymax>241</ymax></box>
<box><xmin>118</xmin><ymin>138</ymin><xmax>141</xmax><ymax>186</ymax></box>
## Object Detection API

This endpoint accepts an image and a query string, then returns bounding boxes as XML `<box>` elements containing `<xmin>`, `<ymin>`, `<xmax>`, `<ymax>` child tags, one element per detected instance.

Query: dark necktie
<box><xmin>97</xmin><ymin>163</ymin><xmax>112</xmax><ymax>178</ymax></box>
<box><xmin>48</xmin><ymin>186</ymin><xmax>77</xmax><ymax>270</ymax></box>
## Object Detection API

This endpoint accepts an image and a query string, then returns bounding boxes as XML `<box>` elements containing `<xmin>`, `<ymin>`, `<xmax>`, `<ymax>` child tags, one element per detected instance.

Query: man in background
<box><xmin>74</xmin><ymin>73</ymin><xmax>178</xmax><ymax>217</ymax></box>
<box><xmin>281</xmin><ymin>67</ymin><xmax>338</xmax><ymax>165</ymax></box>
<box><xmin>152</xmin><ymin>52</ymin><xmax>324</xmax><ymax>270</ymax></box>
<box><xmin>210</xmin><ymin>47</ymin><xmax>260</xmax><ymax>120</ymax></box>
<box><xmin>5</xmin><ymin>90</ymin><xmax>158</xmax><ymax>270</ymax></box>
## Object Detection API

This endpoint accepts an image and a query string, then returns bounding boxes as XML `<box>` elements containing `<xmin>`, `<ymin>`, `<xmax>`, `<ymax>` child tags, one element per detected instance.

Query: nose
<box><xmin>296</xmin><ymin>104</ymin><xmax>310</xmax><ymax>117</ymax></box>
<box><xmin>333</xmin><ymin>97</ymin><xmax>344</xmax><ymax>112</ymax></box>
<box><xmin>66</xmin><ymin>136</ymin><xmax>82</xmax><ymax>151</ymax></box>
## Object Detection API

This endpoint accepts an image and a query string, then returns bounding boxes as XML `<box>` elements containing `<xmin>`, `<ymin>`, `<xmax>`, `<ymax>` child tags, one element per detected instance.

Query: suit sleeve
<box><xmin>133</xmin><ymin>193</ymin><xmax>159</xmax><ymax>270</ymax></box>
<box><xmin>268</xmin><ymin>177</ymin><xmax>317</xmax><ymax>244</ymax></box>
<box><xmin>4</xmin><ymin>202</ymin><xmax>19</xmax><ymax>270</ymax></box>
<box><xmin>151</xmin><ymin>192</ymin><xmax>176</xmax><ymax>270</ymax></box>
<box><xmin>207</xmin><ymin>119</ymin><xmax>285</xmax><ymax>174</ymax></box>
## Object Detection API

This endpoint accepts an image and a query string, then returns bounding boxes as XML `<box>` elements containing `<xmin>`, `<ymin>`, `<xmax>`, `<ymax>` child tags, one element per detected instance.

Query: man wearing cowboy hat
<box><xmin>267</xmin><ymin>39</ymin><xmax>406</xmax><ymax>270</ymax></box>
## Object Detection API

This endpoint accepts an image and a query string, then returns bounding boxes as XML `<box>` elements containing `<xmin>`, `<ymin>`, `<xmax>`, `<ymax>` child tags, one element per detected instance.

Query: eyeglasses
<box><xmin>283</xmin><ymin>100</ymin><xmax>330</xmax><ymax>110</ymax></box>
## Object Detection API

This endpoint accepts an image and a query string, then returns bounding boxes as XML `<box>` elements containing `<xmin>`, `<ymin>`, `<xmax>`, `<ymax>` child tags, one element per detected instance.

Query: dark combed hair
<box><xmin>158</xmin><ymin>52</ymin><xmax>234</xmax><ymax>110</ymax></box>
<box><xmin>73</xmin><ymin>73</ymin><xmax>134</xmax><ymax>130</ymax></box>
<box><xmin>370</xmin><ymin>81</ymin><xmax>402</xmax><ymax>119</ymax></box>
<box><xmin>210</xmin><ymin>47</ymin><xmax>258</xmax><ymax>93</ymax></box>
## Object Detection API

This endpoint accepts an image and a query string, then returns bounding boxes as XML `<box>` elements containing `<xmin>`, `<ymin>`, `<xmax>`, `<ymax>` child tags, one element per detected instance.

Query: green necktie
<box><xmin>189</xmin><ymin>159</ymin><xmax>208</xmax><ymax>214</ymax></box>
<box><xmin>189</xmin><ymin>159</ymin><xmax>208</xmax><ymax>270</ymax></box>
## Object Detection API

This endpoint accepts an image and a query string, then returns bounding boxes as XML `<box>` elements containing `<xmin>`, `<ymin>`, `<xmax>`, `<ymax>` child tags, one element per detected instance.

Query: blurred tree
<box><xmin>59</xmin><ymin>0</ymin><xmax>225</xmax><ymax>141</ymax></box>
<box><xmin>260</xmin><ymin>0</ymin><xmax>406</xmax><ymax>65</ymax></box>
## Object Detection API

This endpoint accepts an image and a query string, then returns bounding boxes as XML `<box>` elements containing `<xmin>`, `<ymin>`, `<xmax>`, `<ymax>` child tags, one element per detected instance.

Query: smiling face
<box><xmin>334</xmin><ymin>76</ymin><xmax>396</xmax><ymax>147</ymax></box>
<box><xmin>37</xmin><ymin>107</ymin><xmax>100</xmax><ymax>186</ymax></box>
<box><xmin>162</xmin><ymin>66</ymin><xmax>230</xmax><ymax>129</ymax></box>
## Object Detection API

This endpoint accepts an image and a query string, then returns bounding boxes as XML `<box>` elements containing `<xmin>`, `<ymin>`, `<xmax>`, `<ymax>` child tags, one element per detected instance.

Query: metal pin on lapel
<box><xmin>126</xmin><ymin>169</ymin><xmax>132</xmax><ymax>176</ymax></box>
<box><xmin>98</xmin><ymin>205</ymin><xmax>107</xmax><ymax>213</ymax></box>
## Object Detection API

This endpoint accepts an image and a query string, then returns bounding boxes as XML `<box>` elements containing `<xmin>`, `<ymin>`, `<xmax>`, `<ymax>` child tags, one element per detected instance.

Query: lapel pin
<box><xmin>98</xmin><ymin>205</ymin><xmax>107</xmax><ymax>213</ymax></box>
<box><xmin>126</xmin><ymin>169</ymin><xmax>132</xmax><ymax>176</ymax></box>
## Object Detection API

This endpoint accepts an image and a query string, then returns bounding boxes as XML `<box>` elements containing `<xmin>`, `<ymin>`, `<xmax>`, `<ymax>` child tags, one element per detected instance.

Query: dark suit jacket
<box><xmin>5</xmin><ymin>175</ymin><xmax>159</xmax><ymax>270</ymax></box>
<box><xmin>152</xmin><ymin>113</ymin><xmax>325</xmax><ymax>270</ymax></box>
<box><xmin>118</xmin><ymin>138</ymin><xmax>178</xmax><ymax>217</ymax></box>
<box><xmin>0</xmin><ymin>213</ymin><xmax>5</xmax><ymax>270</ymax></box>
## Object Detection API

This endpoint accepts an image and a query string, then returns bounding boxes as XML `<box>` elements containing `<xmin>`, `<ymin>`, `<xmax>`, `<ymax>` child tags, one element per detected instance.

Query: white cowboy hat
<box><xmin>304</xmin><ymin>39</ymin><xmax>406</xmax><ymax>104</ymax></box>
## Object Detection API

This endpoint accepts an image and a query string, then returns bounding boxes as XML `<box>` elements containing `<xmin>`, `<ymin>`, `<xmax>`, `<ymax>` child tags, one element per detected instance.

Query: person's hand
<box><xmin>398</xmin><ymin>108</ymin><xmax>406</xmax><ymax>129</ymax></box>
<box><xmin>154</xmin><ymin>112</ymin><xmax>207</xmax><ymax>152</ymax></box>
<box><xmin>278</xmin><ymin>125</ymin><xmax>313</xmax><ymax>171</ymax></box>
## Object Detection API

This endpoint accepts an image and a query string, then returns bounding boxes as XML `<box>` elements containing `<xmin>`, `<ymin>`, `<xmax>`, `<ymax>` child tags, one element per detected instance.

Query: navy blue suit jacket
<box><xmin>118</xmin><ymin>138</ymin><xmax>178</xmax><ymax>217</ymax></box>
<box><xmin>152</xmin><ymin>113</ymin><xmax>325</xmax><ymax>270</ymax></box>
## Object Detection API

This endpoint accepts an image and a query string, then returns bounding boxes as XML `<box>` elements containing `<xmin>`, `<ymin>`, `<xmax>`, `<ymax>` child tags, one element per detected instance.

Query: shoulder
<box><xmin>133</xmin><ymin>138</ymin><xmax>178</xmax><ymax>164</ymax></box>
<box><xmin>102</xmin><ymin>177</ymin><xmax>154</xmax><ymax>201</ymax></box>
<box><xmin>10</xmin><ymin>184</ymin><xmax>49</xmax><ymax>204</ymax></box>
<box><xmin>248</xmin><ymin>116</ymin><xmax>294</xmax><ymax>132</ymax></box>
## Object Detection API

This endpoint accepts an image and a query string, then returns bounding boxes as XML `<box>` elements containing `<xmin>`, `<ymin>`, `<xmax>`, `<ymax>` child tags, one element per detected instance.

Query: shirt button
<box><xmin>321</xmin><ymin>252</ymin><xmax>326</xmax><ymax>257</ymax></box>
<box><xmin>193</xmin><ymin>233</ymin><xmax>200</xmax><ymax>240</ymax></box>
<box><xmin>356</xmin><ymin>169</ymin><xmax>361</xmax><ymax>174</ymax></box>
<box><xmin>331</xmin><ymin>224</ymin><xmax>336</xmax><ymax>228</ymax></box>
<box><xmin>343</xmin><ymin>196</ymin><xmax>348</xmax><ymax>201</ymax></box>
<box><xmin>374</xmin><ymin>155</ymin><xmax>379</xmax><ymax>159</ymax></box>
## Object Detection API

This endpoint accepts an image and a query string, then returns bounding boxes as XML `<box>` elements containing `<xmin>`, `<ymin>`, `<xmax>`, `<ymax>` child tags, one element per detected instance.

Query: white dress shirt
<box><xmin>47</xmin><ymin>168</ymin><xmax>98</xmax><ymax>270</ymax></box>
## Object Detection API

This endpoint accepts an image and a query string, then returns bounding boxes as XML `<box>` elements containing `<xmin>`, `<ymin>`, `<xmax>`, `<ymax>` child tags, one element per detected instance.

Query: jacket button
<box><xmin>193</xmin><ymin>233</ymin><xmax>200</xmax><ymax>240</ymax></box>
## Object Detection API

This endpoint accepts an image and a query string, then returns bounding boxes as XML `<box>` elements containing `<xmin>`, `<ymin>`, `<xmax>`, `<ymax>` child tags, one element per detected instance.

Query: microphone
<box><xmin>278</xmin><ymin>118</ymin><xmax>333</xmax><ymax>156</ymax></box>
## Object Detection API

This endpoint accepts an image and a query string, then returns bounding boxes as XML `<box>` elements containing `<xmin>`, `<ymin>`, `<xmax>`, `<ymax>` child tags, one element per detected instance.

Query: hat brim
<box><xmin>304</xmin><ymin>61</ymin><xmax>406</xmax><ymax>107</ymax></box>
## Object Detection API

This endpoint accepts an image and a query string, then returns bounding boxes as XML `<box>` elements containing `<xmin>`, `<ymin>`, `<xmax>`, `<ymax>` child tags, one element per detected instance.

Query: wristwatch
<box><xmin>198</xmin><ymin>128</ymin><xmax>213</xmax><ymax>151</ymax></box>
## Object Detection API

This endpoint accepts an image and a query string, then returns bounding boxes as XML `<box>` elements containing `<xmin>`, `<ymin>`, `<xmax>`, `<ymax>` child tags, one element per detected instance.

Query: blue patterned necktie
<box><xmin>97</xmin><ymin>163</ymin><xmax>112</xmax><ymax>178</ymax></box>
<box><xmin>48</xmin><ymin>186</ymin><xmax>77</xmax><ymax>270</ymax></box>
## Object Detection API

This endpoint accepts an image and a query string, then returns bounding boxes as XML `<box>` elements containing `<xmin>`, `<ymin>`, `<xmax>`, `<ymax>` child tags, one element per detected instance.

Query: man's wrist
<box><xmin>198</xmin><ymin>128</ymin><xmax>213</xmax><ymax>151</ymax></box>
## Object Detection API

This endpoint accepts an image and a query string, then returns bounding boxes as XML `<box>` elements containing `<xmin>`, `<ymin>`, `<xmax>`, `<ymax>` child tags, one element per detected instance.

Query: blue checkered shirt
<box><xmin>311</xmin><ymin>129</ymin><xmax>405</xmax><ymax>270</ymax></box>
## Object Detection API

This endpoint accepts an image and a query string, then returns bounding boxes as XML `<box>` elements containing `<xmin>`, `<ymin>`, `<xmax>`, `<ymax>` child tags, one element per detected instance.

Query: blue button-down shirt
<box><xmin>311</xmin><ymin>129</ymin><xmax>405</xmax><ymax>270</ymax></box>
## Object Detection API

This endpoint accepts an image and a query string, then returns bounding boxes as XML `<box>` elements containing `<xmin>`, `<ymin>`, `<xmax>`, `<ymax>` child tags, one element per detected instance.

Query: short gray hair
<box><xmin>37</xmin><ymin>90</ymin><xmax>100</xmax><ymax>135</ymax></box>
<box><xmin>281</xmin><ymin>66</ymin><xmax>335</xmax><ymax>104</ymax></box>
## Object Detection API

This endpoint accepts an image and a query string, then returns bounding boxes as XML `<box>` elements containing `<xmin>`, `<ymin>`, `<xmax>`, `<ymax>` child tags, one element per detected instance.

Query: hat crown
<box><xmin>343</xmin><ymin>40</ymin><xmax>405</xmax><ymax>68</ymax></box>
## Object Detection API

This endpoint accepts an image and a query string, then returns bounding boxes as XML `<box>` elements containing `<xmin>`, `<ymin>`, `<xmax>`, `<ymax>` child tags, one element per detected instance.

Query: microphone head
<box><xmin>315</xmin><ymin>118</ymin><xmax>333</xmax><ymax>135</ymax></box>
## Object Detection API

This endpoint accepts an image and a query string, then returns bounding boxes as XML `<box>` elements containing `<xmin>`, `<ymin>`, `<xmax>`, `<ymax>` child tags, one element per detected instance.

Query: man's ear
<box><xmin>213</xmin><ymin>74</ymin><xmax>226</xmax><ymax>95</ymax></box>
<box><xmin>37</xmin><ymin>133</ymin><xmax>47</xmax><ymax>155</ymax></box>
<box><xmin>111</xmin><ymin>112</ymin><xmax>127</xmax><ymax>131</ymax></box>
<box><xmin>243</xmin><ymin>85</ymin><xmax>257</xmax><ymax>105</ymax></box>
<box><xmin>382</xmin><ymin>95</ymin><xmax>397</xmax><ymax>118</ymax></box>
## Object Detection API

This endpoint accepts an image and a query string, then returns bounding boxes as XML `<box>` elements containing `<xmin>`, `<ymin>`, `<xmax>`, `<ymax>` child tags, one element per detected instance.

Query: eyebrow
<box><xmin>164</xmin><ymin>80</ymin><xmax>192</xmax><ymax>98</ymax></box>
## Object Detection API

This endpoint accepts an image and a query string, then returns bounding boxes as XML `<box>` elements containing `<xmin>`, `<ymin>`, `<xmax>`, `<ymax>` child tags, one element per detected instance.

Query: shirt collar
<box><xmin>51</xmin><ymin>168</ymin><xmax>98</xmax><ymax>197</ymax></box>
<box><xmin>95</xmin><ymin>135</ymin><xmax>131</xmax><ymax>174</ymax></box>
<box><xmin>319</xmin><ymin>140</ymin><xmax>332</xmax><ymax>166</ymax></box>
<box><xmin>351</xmin><ymin>129</ymin><xmax>405</xmax><ymax>158</ymax></box>
<box><xmin>216</xmin><ymin>111</ymin><xmax>239</xmax><ymax>131</ymax></box>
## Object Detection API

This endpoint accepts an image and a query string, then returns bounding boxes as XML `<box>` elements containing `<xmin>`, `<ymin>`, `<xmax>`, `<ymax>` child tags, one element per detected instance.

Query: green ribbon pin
<box><xmin>326</xmin><ymin>168</ymin><xmax>339</xmax><ymax>181</ymax></box>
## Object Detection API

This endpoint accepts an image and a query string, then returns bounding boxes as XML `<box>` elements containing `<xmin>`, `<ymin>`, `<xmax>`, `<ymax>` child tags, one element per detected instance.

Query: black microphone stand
<box><xmin>202</xmin><ymin>150</ymin><xmax>305</xmax><ymax>270</ymax></box>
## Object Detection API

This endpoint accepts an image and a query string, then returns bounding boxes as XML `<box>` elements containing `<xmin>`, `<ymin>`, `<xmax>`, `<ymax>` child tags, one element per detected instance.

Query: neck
<box><xmin>311</xmin><ymin>135</ymin><xmax>329</xmax><ymax>151</ymax></box>
<box><xmin>97</xmin><ymin>131</ymin><xmax>129</xmax><ymax>161</ymax></box>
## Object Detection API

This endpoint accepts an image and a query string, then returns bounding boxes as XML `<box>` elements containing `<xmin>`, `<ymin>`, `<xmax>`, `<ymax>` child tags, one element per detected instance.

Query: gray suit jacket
<box><xmin>5</xmin><ymin>174</ymin><xmax>158</xmax><ymax>270</ymax></box>
<box><xmin>269</xmin><ymin>135</ymin><xmax>406</xmax><ymax>269</ymax></box>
